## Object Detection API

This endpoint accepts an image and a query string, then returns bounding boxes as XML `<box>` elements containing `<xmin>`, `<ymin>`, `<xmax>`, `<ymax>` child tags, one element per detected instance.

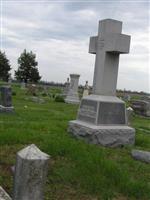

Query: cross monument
<box><xmin>68</xmin><ymin>19</ymin><xmax>135</xmax><ymax>147</ymax></box>
<box><xmin>89</xmin><ymin>19</ymin><xmax>130</xmax><ymax>96</ymax></box>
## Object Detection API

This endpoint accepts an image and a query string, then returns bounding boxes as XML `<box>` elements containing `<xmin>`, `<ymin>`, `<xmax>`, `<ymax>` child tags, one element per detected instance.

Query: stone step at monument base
<box><xmin>0</xmin><ymin>105</ymin><xmax>14</xmax><ymax>113</ymax></box>
<box><xmin>65</xmin><ymin>96</ymin><xmax>80</xmax><ymax>104</ymax></box>
<box><xmin>68</xmin><ymin>120</ymin><xmax>135</xmax><ymax>147</ymax></box>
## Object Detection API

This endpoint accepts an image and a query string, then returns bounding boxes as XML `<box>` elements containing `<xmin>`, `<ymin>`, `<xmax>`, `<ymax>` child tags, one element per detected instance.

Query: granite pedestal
<box><xmin>69</xmin><ymin>95</ymin><xmax>135</xmax><ymax>147</ymax></box>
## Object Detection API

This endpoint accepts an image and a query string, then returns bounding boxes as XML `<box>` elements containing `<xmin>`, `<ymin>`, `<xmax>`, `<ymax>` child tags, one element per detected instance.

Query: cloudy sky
<box><xmin>1</xmin><ymin>0</ymin><xmax>149</xmax><ymax>92</ymax></box>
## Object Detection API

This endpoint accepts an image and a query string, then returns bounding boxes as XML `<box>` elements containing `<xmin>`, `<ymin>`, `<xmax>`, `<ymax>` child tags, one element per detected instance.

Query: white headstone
<box><xmin>83</xmin><ymin>81</ymin><xmax>89</xmax><ymax>97</ymax></box>
<box><xmin>13</xmin><ymin>144</ymin><xmax>50</xmax><ymax>200</ymax></box>
<box><xmin>68</xmin><ymin>19</ymin><xmax>135</xmax><ymax>147</ymax></box>
<box><xmin>65</xmin><ymin>74</ymin><xmax>80</xmax><ymax>104</ymax></box>
<box><xmin>126</xmin><ymin>107</ymin><xmax>133</xmax><ymax>125</ymax></box>
<box><xmin>63</xmin><ymin>77</ymin><xmax>70</xmax><ymax>96</ymax></box>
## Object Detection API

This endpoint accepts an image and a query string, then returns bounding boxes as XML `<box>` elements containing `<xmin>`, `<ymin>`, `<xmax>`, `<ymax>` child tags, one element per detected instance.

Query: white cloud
<box><xmin>73</xmin><ymin>9</ymin><xmax>97</xmax><ymax>21</ymax></box>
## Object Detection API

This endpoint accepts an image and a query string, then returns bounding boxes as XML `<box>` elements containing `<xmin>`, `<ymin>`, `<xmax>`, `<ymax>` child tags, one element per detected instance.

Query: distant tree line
<box><xmin>0</xmin><ymin>49</ymin><xmax>41</xmax><ymax>83</ymax></box>
<box><xmin>0</xmin><ymin>51</ymin><xmax>11</xmax><ymax>81</ymax></box>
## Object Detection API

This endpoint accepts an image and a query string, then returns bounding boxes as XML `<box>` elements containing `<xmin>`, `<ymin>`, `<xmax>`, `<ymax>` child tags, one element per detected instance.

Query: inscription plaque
<box><xmin>98</xmin><ymin>102</ymin><xmax>125</xmax><ymax>124</ymax></box>
<box><xmin>78</xmin><ymin>99</ymin><xmax>97</xmax><ymax>124</ymax></box>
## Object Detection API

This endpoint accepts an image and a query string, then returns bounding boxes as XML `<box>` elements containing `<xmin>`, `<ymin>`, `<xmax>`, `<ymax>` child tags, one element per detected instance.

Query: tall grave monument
<box><xmin>65</xmin><ymin>74</ymin><xmax>80</xmax><ymax>104</ymax></box>
<box><xmin>68</xmin><ymin>19</ymin><xmax>135</xmax><ymax>147</ymax></box>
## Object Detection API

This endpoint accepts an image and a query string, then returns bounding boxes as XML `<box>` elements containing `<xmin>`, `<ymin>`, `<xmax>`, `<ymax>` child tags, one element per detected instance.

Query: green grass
<box><xmin>0</xmin><ymin>84</ymin><xmax>150</xmax><ymax>200</ymax></box>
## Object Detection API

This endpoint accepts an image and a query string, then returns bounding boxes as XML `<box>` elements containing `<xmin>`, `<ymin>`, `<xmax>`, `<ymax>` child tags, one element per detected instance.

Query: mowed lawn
<box><xmin>0</xmin><ymin>84</ymin><xmax>150</xmax><ymax>200</ymax></box>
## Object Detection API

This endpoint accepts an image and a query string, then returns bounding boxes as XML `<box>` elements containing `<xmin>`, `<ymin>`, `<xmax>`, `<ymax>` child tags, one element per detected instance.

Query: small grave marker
<box><xmin>65</xmin><ymin>74</ymin><xmax>80</xmax><ymax>104</ymax></box>
<box><xmin>13</xmin><ymin>144</ymin><xmax>50</xmax><ymax>200</ymax></box>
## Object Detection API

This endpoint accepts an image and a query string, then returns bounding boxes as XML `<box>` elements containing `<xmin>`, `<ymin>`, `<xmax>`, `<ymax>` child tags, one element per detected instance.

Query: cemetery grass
<box><xmin>0</xmin><ymin>85</ymin><xmax>150</xmax><ymax>200</ymax></box>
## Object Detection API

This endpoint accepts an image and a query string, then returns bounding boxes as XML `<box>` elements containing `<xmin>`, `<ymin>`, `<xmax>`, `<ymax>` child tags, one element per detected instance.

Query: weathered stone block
<box><xmin>13</xmin><ymin>144</ymin><xmax>50</xmax><ymax>200</ymax></box>
<box><xmin>131</xmin><ymin>150</ymin><xmax>150</xmax><ymax>163</ymax></box>
<box><xmin>69</xmin><ymin>120</ymin><xmax>135</xmax><ymax>147</ymax></box>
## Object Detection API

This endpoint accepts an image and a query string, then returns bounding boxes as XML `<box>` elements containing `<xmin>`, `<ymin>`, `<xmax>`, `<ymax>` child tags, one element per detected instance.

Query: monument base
<box><xmin>65</xmin><ymin>96</ymin><xmax>80</xmax><ymax>104</ymax></box>
<box><xmin>68</xmin><ymin>120</ymin><xmax>135</xmax><ymax>147</ymax></box>
<box><xmin>0</xmin><ymin>105</ymin><xmax>14</xmax><ymax>113</ymax></box>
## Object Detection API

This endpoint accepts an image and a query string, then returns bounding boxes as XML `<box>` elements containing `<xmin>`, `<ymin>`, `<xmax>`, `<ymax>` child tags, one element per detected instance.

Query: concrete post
<box><xmin>13</xmin><ymin>144</ymin><xmax>50</xmax><ymax>200</ymax></box>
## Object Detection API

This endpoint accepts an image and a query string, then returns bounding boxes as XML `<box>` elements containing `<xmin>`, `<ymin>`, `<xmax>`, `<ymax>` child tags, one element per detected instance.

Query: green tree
<box><xmin>15</xmin><ymin>49</ymin><xmax>41</xmax><ymax>83</ymax></box>
<box><xmin>0</xmin><ymin>51</ymin><xmax>11</xmax><ymax>81</ymax></box>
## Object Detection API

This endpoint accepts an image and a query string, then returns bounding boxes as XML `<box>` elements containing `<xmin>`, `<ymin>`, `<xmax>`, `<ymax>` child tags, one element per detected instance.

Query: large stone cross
<box><xmin>89</xmin><ymin>19</ymin><xmax>130</xmax><ymax>96</ymax></box>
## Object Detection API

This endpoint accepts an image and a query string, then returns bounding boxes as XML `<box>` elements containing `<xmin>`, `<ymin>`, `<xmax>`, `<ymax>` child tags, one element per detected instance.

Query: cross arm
<box><xmin>105</xmin><ymin>33</ymin><xmax>131</xmax><ymax>54</ymax></box>
<box><xmin>89</xmin><ymin>36</ymin><xmax>98</xmax><ymax>54</ymax></box>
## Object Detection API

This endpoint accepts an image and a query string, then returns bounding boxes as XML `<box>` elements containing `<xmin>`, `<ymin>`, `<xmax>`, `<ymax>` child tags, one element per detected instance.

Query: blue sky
<box><xmin>1</xmin><ymin>0</ymin><xmax>149</xmax><ymax>92</ymax></box>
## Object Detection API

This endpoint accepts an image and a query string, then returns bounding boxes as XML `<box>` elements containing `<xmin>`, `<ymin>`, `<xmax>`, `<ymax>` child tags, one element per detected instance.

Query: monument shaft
<box><xmin>93</xmin><ymin>50</ymin><xmax>119</xmax><ymax>96</ymax></box>
<box><xmin>90</xmin><ymin>19</ymin><xmax>130</xmax><ymax>96</ymax></box>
